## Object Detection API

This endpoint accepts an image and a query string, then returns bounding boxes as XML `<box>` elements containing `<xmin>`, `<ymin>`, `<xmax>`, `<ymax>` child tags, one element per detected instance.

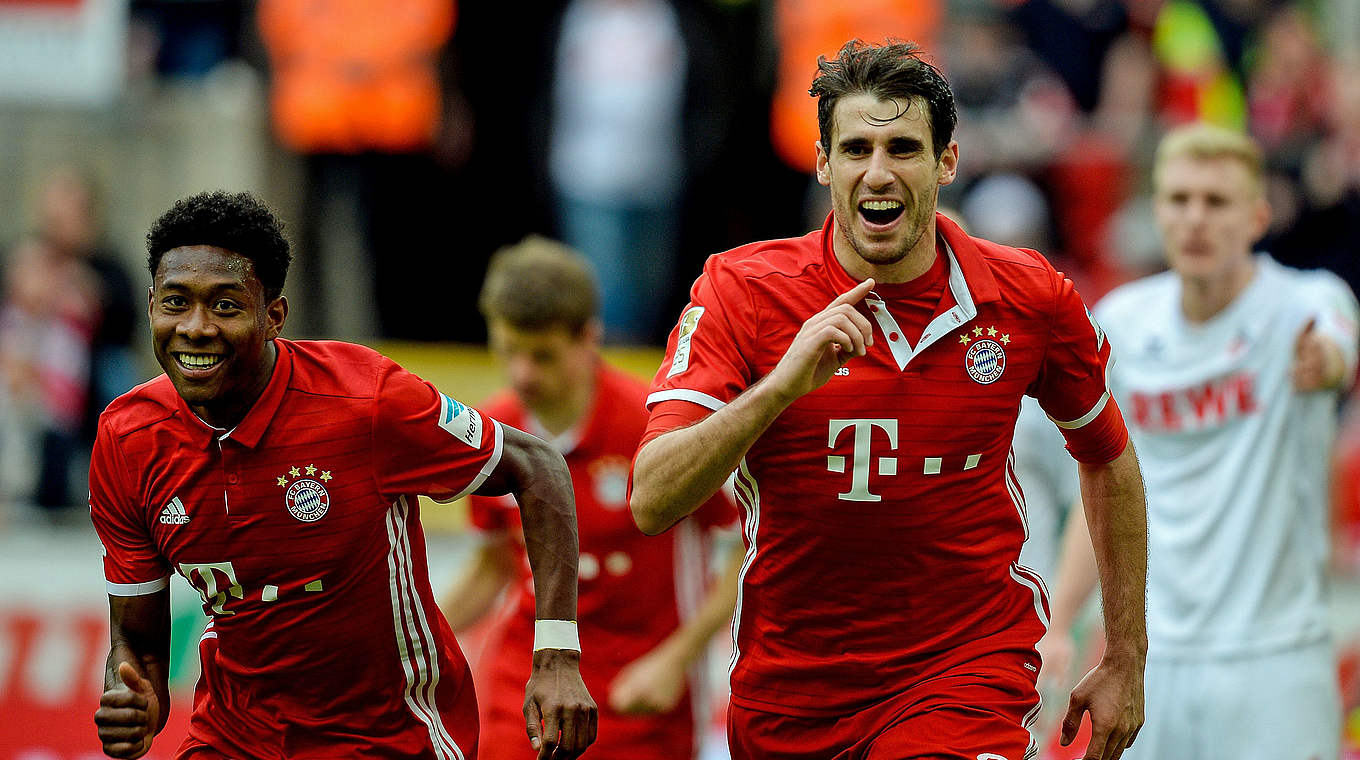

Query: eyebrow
<box><xmin>157</xmin><ymin>279</ymin><xmax>250</xmax><ymax>294</ymax></box>
<box><xmin>836</xmin><ymin>135</ymin><xmax>927</xmax><ymax>151</ymax></box>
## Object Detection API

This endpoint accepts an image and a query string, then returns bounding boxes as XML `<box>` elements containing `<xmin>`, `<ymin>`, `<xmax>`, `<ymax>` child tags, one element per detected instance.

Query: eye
<box><xmin>213</xmin><ymin>299</ymin><xmax>242</xmax><ymax>312</ymax></box>
<box><xmin>162</xmin><ymin>295</ymin><xmax>187</xmax><ymax>310</ymax></box>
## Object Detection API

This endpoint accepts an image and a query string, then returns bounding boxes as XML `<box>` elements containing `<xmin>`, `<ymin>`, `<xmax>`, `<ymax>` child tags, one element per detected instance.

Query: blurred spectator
<box><xmin>0</xmin><ymin>238</ymin><xmax>99</xmax><ymax>514</ymax></box>
<box><xmin>257</xmin><ymin>0</ymin><xmax>463</xmax><ymax>340</ymax></box>
<box><xmin>33</xmin><ymin>167</ymin><xmax>141</xmax><ymax>436</ymax></box>
<box><xmin>0</xmin><ymin>165</ymin><xmax>135</xmax><ymax>517</ymax></box>
<box><xmin>546</xmin><ymin>0</ymin><xmax>690</xmax><ymax>344</ymax></box>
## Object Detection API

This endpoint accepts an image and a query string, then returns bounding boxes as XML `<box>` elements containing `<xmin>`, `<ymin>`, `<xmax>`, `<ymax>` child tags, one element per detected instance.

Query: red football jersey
<box><xmin>89</xmin><ymin>339</ymin><xmax>503</xmax><ymax>759</ymax></box>
<box><xmin>642</xmin><ymin>214</ymin><xmax>1126</xmax><ymax>717</ymax></box>
<box><xmin>467</xmin><ymin>363</ymin><xmax>735</xmax><ymax>760</ymax></box>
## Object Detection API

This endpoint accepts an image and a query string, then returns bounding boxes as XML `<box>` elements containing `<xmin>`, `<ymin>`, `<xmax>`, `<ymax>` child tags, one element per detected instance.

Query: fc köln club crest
<box><xmin>277</xmin><ymin>464</ymin><xmax>333</xmax><ymax>522</ymax></box>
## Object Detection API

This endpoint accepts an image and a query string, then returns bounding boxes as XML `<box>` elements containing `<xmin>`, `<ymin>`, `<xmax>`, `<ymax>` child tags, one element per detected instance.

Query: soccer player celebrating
<box><xmin>90</xmin><ymin>192</ymin><xmax>597</xmax><ymax>760</ymax></box>
<box><xmin>1041</xmin><ymin>123</ymin><xmax>1359</xmax><ymax>759</ymax></box>
<box><xmin>629</xmin><ymin>40</ymin><xmax>1148</xmax><ymax>760</ymax></box>
<box><xmin>440</xmin><ymin>237</ymin><xmax>741</xmax><ymax>760</ymax></box>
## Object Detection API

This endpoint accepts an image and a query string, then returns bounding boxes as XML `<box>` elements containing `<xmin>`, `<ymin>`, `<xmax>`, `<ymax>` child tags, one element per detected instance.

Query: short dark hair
<box><xmin>479</xmin><ymin>236</ymin><xmax>598</xmax><ymax>334</ymax></box>
<box><xmin>810</xmin><ymin>40</ymin><xmax>957</xmax><ymax>160</ymax></box>
<box><xmin>146</xmin><ymin>191</ymin><xmax>292</xmax><ymax>301</ymax></box>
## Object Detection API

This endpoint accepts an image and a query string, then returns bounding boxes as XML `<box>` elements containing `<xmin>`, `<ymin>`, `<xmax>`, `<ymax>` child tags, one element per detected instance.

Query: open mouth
<box><xmin>174</xmin><ymin>352</ymin><xmax>224</xmax><ymax>372</ymax></box>
<box><xmin>859</xmin><ymin>200</ymin><xmax>904</xmax><ymax>226</ymax></box>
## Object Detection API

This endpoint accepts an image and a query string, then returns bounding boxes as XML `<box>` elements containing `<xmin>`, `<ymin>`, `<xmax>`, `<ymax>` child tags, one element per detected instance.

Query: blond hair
<box><xmin>1154</xmin><ymin>123</ymin><xmax>1264</xmax><ymax>196</ymax></box>
<box><xmin>479</xmin><ymin>235</ymin><xmax>598</xmax><ymax>334</ymax></box>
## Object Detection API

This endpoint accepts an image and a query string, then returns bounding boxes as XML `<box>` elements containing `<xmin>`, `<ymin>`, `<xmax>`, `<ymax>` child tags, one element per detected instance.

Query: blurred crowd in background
<box><xmin>0</xmin><ymin>0</ymin><xmax>1357</xmax><ymax>545</ymax></box>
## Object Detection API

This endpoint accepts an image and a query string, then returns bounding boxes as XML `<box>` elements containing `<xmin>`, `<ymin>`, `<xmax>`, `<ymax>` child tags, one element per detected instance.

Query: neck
<box><xmin>833</xmin><ymin>216</ymin><xmax>939</xmax><ymax>284</ymax></box>
<box><xmin>531</xmin><ymin>366</ymin><xmax>596</xmax><ymax>438</ymax></box>
<box><xmin>193</xmin><ymin>341</ymin><xmax>278</xmax><ymax>431</ymax></box>
<box><xmin>1179</xmin><ymin>256</ymin><xmax>1257</xmax><ymax>323</ymax></box>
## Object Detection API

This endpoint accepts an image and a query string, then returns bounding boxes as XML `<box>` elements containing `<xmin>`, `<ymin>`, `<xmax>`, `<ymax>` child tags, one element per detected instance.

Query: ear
<box><xmin>147</xmin><ymin>285</ymin><xmax>154</xmax><ymax>319</ymax></box>
<box><xmin>815</xmin><ymin>141</ymin><xmax>831</xmax><ymax>187</ymax></box>
<box><xmin>936</xmin><ymin>141</ymin><xmax>960</xmax><ymax>187</ymax></box>
<box><xmin>265</xmin><ymin>295</ymin><xmax>288</xmax><ymax>340</ymax></box>
<box><xmin>581</xmin><ymin>317</ymin><xmax>604</xmax><ymax>348</ymax></box>
<box><xmin>1249</xmin><ymin>194</ymin><xmax>1271</xmax><ymax>243</ymax></box>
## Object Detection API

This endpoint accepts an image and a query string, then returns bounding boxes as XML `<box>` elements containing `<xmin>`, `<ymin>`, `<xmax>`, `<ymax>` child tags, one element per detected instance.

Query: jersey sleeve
<box><xmin>373</xmin><ymin>360</ymin><xmax>504</xmax><ymax>502</ymax></box>
<box><xmin>1303</xmin><ymin>270</ymin><xmax>1360</xmax><ymax>386</ymax></box>
<box><xmin>647</xmin><ymin>257</ymin><xmax>755</xmax><ymax>411</ymax></box>
<box><xmin>1031</xmin><ymin>270</ymin><xmax>1129</xmax><ymax>464</ymax></box>
<box><xmin>89</xmin><ymin>419</ymin><xmax>171</xmax><ymax>596</ymax></box>
<box><xmin>643</xmin><ymin>258</ymin><xmax>756</xmax><ymax>438</ymax></box>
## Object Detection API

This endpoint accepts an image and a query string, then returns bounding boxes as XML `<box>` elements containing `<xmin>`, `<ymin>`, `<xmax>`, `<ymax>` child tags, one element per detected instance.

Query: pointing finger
<box><xmin>830</xmin><ymin>278</ymin><xmax>876</xmax><ymax>309</ymax></box>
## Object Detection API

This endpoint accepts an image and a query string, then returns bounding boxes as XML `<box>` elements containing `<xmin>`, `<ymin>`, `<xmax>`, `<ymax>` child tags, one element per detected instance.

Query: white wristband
<box><xmin>533</xmin><ymin>619</ymin><xmax>580</xmax><ymax>652</ymax></box>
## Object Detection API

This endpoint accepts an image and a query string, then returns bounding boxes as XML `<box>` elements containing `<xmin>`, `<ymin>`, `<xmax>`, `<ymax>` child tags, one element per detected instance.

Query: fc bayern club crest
<box><xmin>278</xmin><ymin>464</ymin><xmax>334</xmax><ymax>522</ymax></box>
<box><xmin>965</xmin><ymin>339</ymin><xmax>1006</xmax><ymax>384</ymax></box>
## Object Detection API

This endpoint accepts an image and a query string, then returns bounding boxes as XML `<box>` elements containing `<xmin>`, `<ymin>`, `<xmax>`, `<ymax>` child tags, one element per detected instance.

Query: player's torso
<box><xmin>138</xmin><ymin>392</ymin><xmax>421</xmax><ymax>692</ymax></box>
<box><xmin>742</xmin><ymin>275</ymin><xmax>1047</xmax><ymax>584</ymax></box>
<box><xmin>496</xmin><ymin>380</ymin><xmax>690</xmax><ymax>667</ymax></box>
<box><xmin>1100</xmin><ymin>265</ymin><xmax>1335</xmax><ymax>652</ymax></box>
<box><xmin>727</xmin><ymin>267</ymin><xmax>1053</xmax><ymax>703</ymax></box>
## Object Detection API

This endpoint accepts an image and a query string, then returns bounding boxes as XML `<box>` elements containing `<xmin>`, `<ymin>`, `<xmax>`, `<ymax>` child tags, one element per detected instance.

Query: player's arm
<box><xmin>607</xmin><ymin>536</ymin><xmax>744</xmax><ymax>714</ymax></box>
<box><xmin>475</xmin><ymin>424</ymin><xmax>596</xmax><ymax>759</ymax></box>
<box><xmin>1037</xmin><ymin>492</ymin><xmax>1101</xmax><ymax>693</ymax></box>
<box><xmin>95</xmin><ymin>590</ymin><xmax>171</xmax><ymax>759</ymax></box>
<box><xmin>440</xmin><ymin>532</ymin><xmax>517</xmax><ymax>632</ymax></box>
<box><xmin>631</xmin><ymin>278</ymin><xmax>875</xmax><ymax>534</ymax></box>
<box><xmin>1060</xmin><ymin>441</ymin><xmax>1148</xmax><ymax>760</ymax></box>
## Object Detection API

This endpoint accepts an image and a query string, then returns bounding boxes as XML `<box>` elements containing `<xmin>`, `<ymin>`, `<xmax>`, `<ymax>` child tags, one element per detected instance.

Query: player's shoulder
<box><xmin>970</xmin><ymin>236</ymin><xmax>1055</xmax><ymax>277</ymax></box>
<box><xmin>703</xmin><ymin>228</ymin><xmax>824</xmax><ymax>284</ymax></box>
<box><xmin>1261</xmin><ymin>254</ymin><xmax>1354</xmax><ymax>297</ymax></box>
<box><xmin>284</xmin><ymin>339</ymin><xmax>390</xmax><ymax>399</ymax></box>
<box><xmin>1096</xmin><ymin>270</ymin><xmax>1177</xmax><ymax>320</ymax></box>
<box><xmin>99</xmin><ymin>375</ymin><xmax>180</xmax><ymax>437</ymax></box>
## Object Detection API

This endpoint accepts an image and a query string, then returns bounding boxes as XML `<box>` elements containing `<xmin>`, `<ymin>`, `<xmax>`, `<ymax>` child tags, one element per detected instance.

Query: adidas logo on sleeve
<box><xmin>159</xmin><ymin>497</ymin><xmax>190</xmax><ymax>525</ymax></box>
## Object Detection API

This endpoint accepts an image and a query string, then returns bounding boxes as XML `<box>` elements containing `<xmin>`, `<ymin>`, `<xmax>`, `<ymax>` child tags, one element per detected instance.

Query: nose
<box><xmin>864</xmin><ymin>148</ymin><xmax>894</xmax><ymax>190</ymax></box>
<box><xmin>177</xmin><ymin>305</ymin><xmax>219</xmax><ymax>340</ymax></box>
<box><xmin>506</xmin><ymin>355</ymin><xmax>540</xmax><ymax>394</ymax></box>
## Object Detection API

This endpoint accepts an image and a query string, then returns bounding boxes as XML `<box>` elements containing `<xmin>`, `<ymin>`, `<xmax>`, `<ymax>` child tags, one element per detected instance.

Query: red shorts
<box><xmin>728</xmin><ymin>652</ymin><xmax>1038</xmax><ymax>760</ymax></box>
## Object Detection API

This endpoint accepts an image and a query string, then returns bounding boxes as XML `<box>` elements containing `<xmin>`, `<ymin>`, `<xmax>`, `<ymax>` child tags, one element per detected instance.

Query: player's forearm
<box><xmin>502</xmin><ymin>432</ymin><xmax>579</xmax><ymax>621</ymax></box>
<box><xmin>1047</xmin><ymin>495</ymin><xmax>1101</xmax><ymax>634</ymax></box>
<box><xmin>107</xmin><ymin>594</ymin><xmax>172</xmax><ymax>732</ymax></box>
<box><xmin>631</xmin><ymin>378</ymin><xmax>792</xmax><ymax>535</ymax></box>
<box><xmin>1075</xmin><ymin>441</ymin><xmax>1148</xmax><ymax>659</ymax></box>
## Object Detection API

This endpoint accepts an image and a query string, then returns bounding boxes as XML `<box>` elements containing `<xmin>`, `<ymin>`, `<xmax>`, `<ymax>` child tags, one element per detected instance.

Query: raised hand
<box><xmin>95</xmin><ymin>661</ymin><xmax>159</xmax><ymax>759</ymax></box>
<box><xmin>1291</xmin><ymin>317</ymin><xmax>1345</xmax><ymax>391</ymax></box>
<box><xmin>765</xmin><ymin>278</ymin><xmax>876</xmax><ymax>403</ymax></box>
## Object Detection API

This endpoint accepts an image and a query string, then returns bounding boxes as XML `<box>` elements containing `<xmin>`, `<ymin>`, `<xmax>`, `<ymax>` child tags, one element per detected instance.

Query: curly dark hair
<box><xmin>809</xmin><ymin>40</ymin><xmax>957</xmax><ymax>160</ymax></box>
<box><xmin>146</xmin><ymin>190</ymin><xmax>292</xmax><ymax>301</ymax></box>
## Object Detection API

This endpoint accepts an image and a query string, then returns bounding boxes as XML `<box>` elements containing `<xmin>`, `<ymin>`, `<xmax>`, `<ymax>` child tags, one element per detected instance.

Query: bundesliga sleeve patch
<box><xmin>666</xmin><ymin>306</ymin><xmax>705</xmax><ymax>378</ymax></box>
<box><xmin>438</xmin><ymin>391</ymin><xmax>483</xmax><ymax>448</ymax></box>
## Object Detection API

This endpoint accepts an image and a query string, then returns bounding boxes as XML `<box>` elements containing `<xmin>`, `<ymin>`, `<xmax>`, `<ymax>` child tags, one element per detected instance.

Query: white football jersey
<box><xmin>1097</xmin><ymin>255</ymin><xmax>1359</xmax><ymax>658</ymax></box>
<box><xmin>1014</xmin><ymin>395</ymin><xmax>1079</xmax><ymax>582</ymax></box>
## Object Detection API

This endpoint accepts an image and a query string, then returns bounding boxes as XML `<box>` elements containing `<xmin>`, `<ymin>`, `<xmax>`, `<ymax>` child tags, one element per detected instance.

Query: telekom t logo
<box><xmin>826</xmin><ymin>419</ymin><xmax>898</xmax><ymax>501</ymax></box>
